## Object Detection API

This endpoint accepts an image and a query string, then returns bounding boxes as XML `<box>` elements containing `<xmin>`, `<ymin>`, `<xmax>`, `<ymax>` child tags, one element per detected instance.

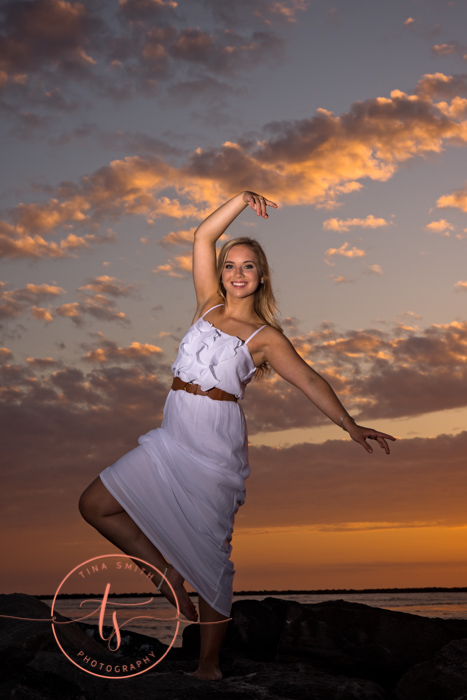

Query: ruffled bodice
<box><xmin>171</xmin><ymin>316</ymin><xmax>258</xmax><ymax>400</ymax></box>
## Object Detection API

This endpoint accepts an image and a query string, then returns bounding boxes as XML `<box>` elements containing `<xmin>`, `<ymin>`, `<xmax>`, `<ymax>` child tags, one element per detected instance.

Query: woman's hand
<box><xmin>242</xmin><ymin>191</ymin><xmax>278</xmax><ymax>218</ymax></box>
<box><xmin>345</xmin><ymin>421</ymin><xmax>396</xmax><ymax>454</ymax></box>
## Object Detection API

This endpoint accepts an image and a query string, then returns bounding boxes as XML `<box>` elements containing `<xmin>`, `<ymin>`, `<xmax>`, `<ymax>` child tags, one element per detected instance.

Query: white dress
<box><xmin>99</xmin><ymin>305</ymin><xmax>266</xmax><ymax>617</ymax></box>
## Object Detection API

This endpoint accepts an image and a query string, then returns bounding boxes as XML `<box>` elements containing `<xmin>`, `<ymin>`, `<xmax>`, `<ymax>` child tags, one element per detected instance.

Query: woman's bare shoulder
<box><xmin>255</xmin><ymin>325</ymin><xmax>289</xmax><ymax>346</ymax></box>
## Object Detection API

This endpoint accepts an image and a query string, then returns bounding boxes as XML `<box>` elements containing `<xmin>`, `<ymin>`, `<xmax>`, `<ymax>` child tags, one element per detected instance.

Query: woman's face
<box><xmin>221</xmin><ymin>245</ymin><xmax>262</xmax><ymax>299</ymax></box>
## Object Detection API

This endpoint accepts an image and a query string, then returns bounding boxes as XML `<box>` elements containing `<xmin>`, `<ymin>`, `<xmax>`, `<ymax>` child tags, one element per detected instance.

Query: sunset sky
<box><xmin>2</xmin><ymin>0</ymin><xmax>467</xmax><ymax>597</ymax></box>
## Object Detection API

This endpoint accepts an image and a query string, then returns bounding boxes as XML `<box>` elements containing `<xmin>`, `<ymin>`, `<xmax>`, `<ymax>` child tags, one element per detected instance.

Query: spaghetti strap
<box><xmin>245</xmin><ymin>325</ymin><xmax>267</xmax><ymax>345</ymax></box>
<box><xmin>202</xmin><ymin>303</ymin><xmax>224</xmax><ymax>318</ymax></box>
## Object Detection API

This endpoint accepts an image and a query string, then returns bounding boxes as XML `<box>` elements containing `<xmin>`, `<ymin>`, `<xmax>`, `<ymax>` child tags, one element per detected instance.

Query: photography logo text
<box><xmin>51</xmin><ymin>554</ymin><xmax>180</xmax><ymax>679</ymax></box>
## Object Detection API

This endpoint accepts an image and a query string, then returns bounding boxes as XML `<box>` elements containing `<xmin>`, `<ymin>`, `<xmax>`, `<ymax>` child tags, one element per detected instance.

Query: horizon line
<box><xmin>28</xmin><ymin>585</ymin><xmax>467</xmax><ymax>599</ymax></box>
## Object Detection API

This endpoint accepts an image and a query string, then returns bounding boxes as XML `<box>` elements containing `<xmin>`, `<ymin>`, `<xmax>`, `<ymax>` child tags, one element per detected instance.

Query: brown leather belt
<box><xmin>171</xmin><ymin>376</ymin><xmax>238</xmax><ymax>402</ymax></box>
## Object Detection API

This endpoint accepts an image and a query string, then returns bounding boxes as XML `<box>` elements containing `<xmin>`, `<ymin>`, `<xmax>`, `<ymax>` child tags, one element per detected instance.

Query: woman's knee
<box><xmin>78</xmin><ymin>477</ymin><xmax>104</xmax><ymax>522</ymax></box>
<box><xmin>78</xmin><ymin>476</ymin><xmax>122</xmax><ymax>522</ymax></box>
<box><xmin>78</xmin><ymin>483</ymin><xmax>95</xmax><ymax>522</ymax></box>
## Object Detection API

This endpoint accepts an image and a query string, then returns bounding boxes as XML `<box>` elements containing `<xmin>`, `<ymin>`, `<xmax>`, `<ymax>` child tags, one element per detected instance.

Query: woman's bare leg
<box><xmin>78</xmin><ymin>476</ymin><xmax>198</xmax><ymax>622</ymax></box>
<box><xmin>189</xmin><ymin>596</ymin><xmax>230</xmax><ymax>680</ymax></box>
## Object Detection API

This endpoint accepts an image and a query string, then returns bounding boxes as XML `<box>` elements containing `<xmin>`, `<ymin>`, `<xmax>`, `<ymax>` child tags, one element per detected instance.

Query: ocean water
<box><xmin>42</xmin><ymin>589</ymin><xmax>467</xmax><ymax>648</ymax></box>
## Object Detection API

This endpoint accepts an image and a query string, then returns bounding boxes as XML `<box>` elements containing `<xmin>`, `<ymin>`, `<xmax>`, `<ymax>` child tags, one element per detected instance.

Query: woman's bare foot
<box><xmin>157</xmin><ymin>564</ymin><xmax>198</xmax><ymax>622</ymax></box>
<box><xmin>188</xmin><ymin>662</ymin><xmax>223</xmax><ymax>680</ymax></box>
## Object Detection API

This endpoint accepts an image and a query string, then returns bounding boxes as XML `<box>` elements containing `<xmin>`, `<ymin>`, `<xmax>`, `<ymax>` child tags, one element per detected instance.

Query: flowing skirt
<box><xmin>99</xmin><ymin>389</ymin><xmax>250</xmax><ymax>616</ymax></box>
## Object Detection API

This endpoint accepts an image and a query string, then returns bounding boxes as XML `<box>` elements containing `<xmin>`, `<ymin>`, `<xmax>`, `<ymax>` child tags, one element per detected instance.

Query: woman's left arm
<box><xmin>261</xmin><ymin>330</ymin><xmax>396</xmax><ymax>454</ymax></box>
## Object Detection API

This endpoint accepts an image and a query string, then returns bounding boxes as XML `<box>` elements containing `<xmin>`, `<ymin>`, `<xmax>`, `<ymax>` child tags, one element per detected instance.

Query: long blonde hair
<box><xmin>216</xmin><ymin>237</ymin><xmax>283</xmax><ymax>378</ymax></box>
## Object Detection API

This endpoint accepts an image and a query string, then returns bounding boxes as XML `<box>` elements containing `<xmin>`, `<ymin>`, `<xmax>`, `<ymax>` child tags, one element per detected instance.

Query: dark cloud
<box><xmin>0</xmin><ymin>346</ymin><xmax>13</xmax><ymax>363</ymax></box>
<box><xmin>78</xmin><ymin>275</ymin><xmax>139</xmax><ymax>298</ymax></box>
<box><xmin>81</xmin><ymin>333</ymin><xmax>164</xmax><ymax>369</ymax></box>
<box><xmin>0</xmin><ymin>0</ymin><xmax>101</xmax><ymax>73</ymax></box>
<box><xmin>0</xmin><ymin>282</ymin><xmax>65</xmax><ymax>320</ymax></box>
<box><xmin>54</xmin><ymin>297</ymin><xmax>130</xmax><ymax>327</ymax></box>
<box><xmin>0</xmin><ymin>0</ymin><xmax>286</xmax><ymax>122</ymax></box>
<box><xmin>0</xmin><ymin>359</ymin><xmax>169</xmax><ymax>533</ymax></box>
<box><xmin>26</xmin><ymin>356</ymin><xmax>61</xmax><ymax>369</ymax></box>
<box><xmin>244</xmin><ymin>320</ymin><xmax>467</xmax><ymax>433</ymax></box>
<box><xmin>241</xmin><ymin>430</ymin><xmax>467</xmax><ymax>529</ymax></box>
<box><xmin>201</xmin><ymin>0</ymin><xmax>309</xmax><ymax>27</ymax></box>
<box><xmin>431</xmin><ymin>41</ymin><xmax>466</xmax><ymax>58</ymax></box>
<box><xmin>166</xmin><ymin>76</ymin><xmax>234</xmax><ymax>105</ymax></box>
<box><xmin>1</xmin><ymin>348</ymin><xmax>466</xmax><ymax>538</ymax></box>
<box><xmin>118</xmin><ymin>0</ymin><xmax>179</xmax><ymax>23</ymax></box>
<box><xmin>416</xmin><ymin>72</ymin><xmax>467</xmax><ymax>99</ymax></box>
<box><xmin>168</xmin><ymin>28</ymin><xmax>282</xmax><ymax>74</ymax></box>
<box><xmin>50</xmin><ymin>122</ymin><xmax>184</xmax><ymax>157</ymax></box>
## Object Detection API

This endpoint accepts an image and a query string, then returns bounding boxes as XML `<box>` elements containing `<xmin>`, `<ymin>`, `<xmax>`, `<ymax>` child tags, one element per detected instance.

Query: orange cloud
<box><xmin>437</xmin><ymin>183</ymin><xmax>467</xmax><ymax>212</ymax></box>
<box><xmin>153</xmin><ymin>252</ymin><xmax>193</xmax><ymax>277</ymax></box>
<box><xmin>432</xmin><ymin>43</ymin><xmax>458</xmax><ymax>56</ymax></box>
<box><xmin>54</xmin><ymin>302</ymin><xmax>81</xmax><ymax>320</ymax></box>
<box><xmin>2</xmin><ymin>74</ymin><xmax>467</xmax><ymax>261</ymax></box>
<box><xmin>0</xmin><ymin>347</ymin><xmax>13</xmax><ymax>362</ymax></box>
<box><xmin>425</xmin><ymin>219</ymin><xmax>454</xmax><ymax>235</ymax></box>
<box><xmin>160</xmin><ymin>227</ymin><xmax>196</xmax><ymax>247</ymax></box>
<box><xmin>331</xmin><ymin>274</ymin><xmax>354</xmax><ymax>284</ymax></box>
<box><xmin>30</xmin><ymin>306</ymin><xmax>53</xmax><ymax>322</ymax></box>
<box><xmin>454</xmin><ymin>281</ymin><xmax>467</xmax><ymax>291</ymax></box>
<box><xmin>267</xmin><ymin>0</ymin><xmax>310</xmax><ymax>23</ymax></box>
<box><xmin>325</xmin><ymin>242</ymin><xmax>366</xmax><ymax>258</ymax></box>
<box><xmin>323</xmin><ymin>215</ymin><xmax>390</xmax><ymax>232</ymax></box>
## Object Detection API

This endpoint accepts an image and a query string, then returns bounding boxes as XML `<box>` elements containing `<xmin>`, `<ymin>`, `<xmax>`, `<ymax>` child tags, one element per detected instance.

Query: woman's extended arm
<box><xmin>192</xmin><ymin>191</ymin><xmax>277</xmax><ymax>312</ymax></box>
<box><xmin>261</xmin><ymin>329</ymin><xmax>396</xmax><ymax>454</ymax></box>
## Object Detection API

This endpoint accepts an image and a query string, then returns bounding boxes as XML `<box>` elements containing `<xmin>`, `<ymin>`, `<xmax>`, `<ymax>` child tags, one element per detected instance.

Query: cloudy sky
<box><xmin>2</xmin><ymin>0</ymin><xmax>467</xmax><ymax>597</ymax></box>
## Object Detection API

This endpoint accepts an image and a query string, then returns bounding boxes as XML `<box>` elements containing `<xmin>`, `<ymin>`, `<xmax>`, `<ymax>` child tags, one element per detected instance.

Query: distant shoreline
<box><xmin>36</xmin><ymin>586</ymin><xmax>467</xmax><ymax>599</ymax></box>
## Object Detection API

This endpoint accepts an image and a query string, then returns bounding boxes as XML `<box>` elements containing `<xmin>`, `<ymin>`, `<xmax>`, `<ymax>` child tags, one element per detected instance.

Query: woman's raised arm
<box><xmin>192</xmin><ymin>191</ymin><xmax>277</xmax><ymax>312</ymax></box>
<box><xmin>260</xmin><ymin>329</ymin><xmax>396</xmax><ymax>454</ymax></box>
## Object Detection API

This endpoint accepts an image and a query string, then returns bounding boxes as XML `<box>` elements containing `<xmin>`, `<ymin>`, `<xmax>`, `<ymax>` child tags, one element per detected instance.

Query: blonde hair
<box><xmin>216</xmin><ymin>237</ymin><xmax>283</xmax><ymax>378</ymax></box>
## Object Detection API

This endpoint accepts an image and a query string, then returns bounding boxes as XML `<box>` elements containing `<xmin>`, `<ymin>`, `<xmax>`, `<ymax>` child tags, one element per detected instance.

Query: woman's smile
<box><xmin>222</xmin><ymin>244</ymin><xmax>261</xmax><ymax>296</ymax></box>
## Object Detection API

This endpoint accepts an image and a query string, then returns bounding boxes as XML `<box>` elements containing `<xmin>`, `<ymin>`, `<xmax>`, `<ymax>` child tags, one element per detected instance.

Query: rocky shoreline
<box><xmin>2</xmin><ymin>592</ymin><xmax>467</xmax><ymax>699</ymax></box>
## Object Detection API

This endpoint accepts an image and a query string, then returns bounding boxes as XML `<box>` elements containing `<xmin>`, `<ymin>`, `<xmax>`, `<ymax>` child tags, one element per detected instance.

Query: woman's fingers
<box><xmin>245</xmin><ymin>192</ymin><xmax>278</xmax><ymax>218</ymax></box>
<box><xmin>367</xmin><ymin>432</ymin><xmax>395</xmax><ymax>455</ymax></box>
<box><xmin>351</xmin><ymin>427</ymin><xmax>396</xmax><ymax>455</ymax></box>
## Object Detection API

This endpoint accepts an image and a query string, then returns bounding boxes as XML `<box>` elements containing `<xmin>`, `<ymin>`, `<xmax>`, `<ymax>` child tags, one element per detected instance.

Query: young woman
<box><xmin>79</xmin><ymin>191</ymin><xmax>395</xmax><ymax>681</ymax></box>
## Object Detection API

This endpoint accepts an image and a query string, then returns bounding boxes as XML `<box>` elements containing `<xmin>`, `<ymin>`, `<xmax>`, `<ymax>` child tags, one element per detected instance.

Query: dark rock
<box><xmin>275</xmin><ymin>598</ymin><xmax>467</xmax><ymax>686</ymax></box>
<box><xmin>396</xmin><ymin>638</ymin><xmax>467</xmax><ymax>700</ymax></box>
<box><xmin>214</xmin><ymin>596</ymin><xmax>467</xmax><ymax>689</ymax></box>
<box><xmin>2</xmin><ymin>592</ymin><xmax>467</xmax><ymax>700</ymax></box>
